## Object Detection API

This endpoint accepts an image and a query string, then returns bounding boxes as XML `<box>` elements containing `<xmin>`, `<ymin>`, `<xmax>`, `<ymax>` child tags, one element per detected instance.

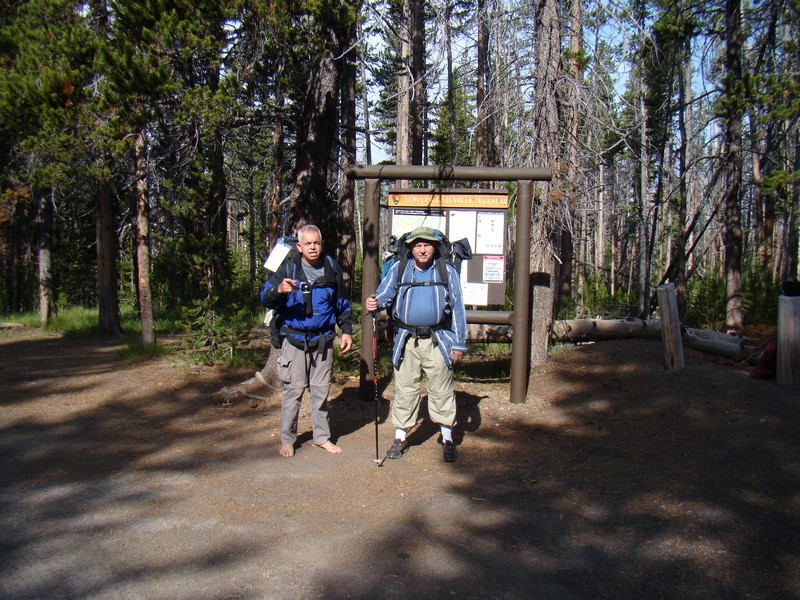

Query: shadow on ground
<box><xmin>1</xmin><ymin>331</ymin><xmax>798</xmax><ymax>599</ymax></box>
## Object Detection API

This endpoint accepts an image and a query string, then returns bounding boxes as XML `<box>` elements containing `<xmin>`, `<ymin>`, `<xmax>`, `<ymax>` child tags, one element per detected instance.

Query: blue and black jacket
<box><xmin>260</xmin><ymin>252</ymin><xmax>352</xmax><ymax>349</ymax></box>
<box><xmin>373</xmin><ymin>259</ymin><xmax>467</xmax><ymax>369</ymax></box>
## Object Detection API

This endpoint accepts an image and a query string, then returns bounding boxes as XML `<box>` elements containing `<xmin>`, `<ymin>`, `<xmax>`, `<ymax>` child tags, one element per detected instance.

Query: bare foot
<box><xmin>316</xmin><ymin>441</ymin><xmax>342</xmax><ymax>454</ymax></box>
<box><xmin>279</xmin><ymin>443</ymin><xmax>295</xmax><ymax>457</ymax></box>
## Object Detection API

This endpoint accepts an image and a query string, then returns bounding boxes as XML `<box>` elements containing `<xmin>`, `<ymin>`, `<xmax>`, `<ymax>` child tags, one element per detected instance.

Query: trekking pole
<box><xmin>370</xmin><ymin>307</ymin><xmax>385</xmax><ymax>467</ymax></box>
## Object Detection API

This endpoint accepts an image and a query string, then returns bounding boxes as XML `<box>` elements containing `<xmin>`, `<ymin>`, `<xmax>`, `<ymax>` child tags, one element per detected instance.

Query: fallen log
<box><xmin>551</xmin><ymin>318</ymin><xmax>762</xmax><ymax>365</ymax></box>
<box><xmin>551</xmin><ymin>318</ymin><xmax>661</xmax><ymax>341</ymax></box>
<box><xmin>682</xmin><ymin>327</ymin><xmax>760</xmax><ymax>363</ymax></box>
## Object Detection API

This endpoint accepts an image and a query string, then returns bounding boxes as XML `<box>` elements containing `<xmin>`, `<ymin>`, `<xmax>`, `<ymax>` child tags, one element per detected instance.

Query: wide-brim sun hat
<box><xmin>405</xmin><ymin>226</ymin><xmax>440</xmax><ymax>245</ymax></box>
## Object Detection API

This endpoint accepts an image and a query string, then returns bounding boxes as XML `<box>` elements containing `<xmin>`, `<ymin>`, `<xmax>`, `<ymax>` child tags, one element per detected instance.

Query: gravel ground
<box><xmin>1</xmin><ymin>327</ymin><xmax>799</xmax><ymax>599</ymax></box>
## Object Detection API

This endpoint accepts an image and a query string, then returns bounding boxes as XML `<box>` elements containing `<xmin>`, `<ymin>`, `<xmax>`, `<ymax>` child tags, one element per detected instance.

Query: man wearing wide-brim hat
<box><xmin>365</xmin><ymin>226</ymin><xmax>467</xmax><ymax>462</ymax></box>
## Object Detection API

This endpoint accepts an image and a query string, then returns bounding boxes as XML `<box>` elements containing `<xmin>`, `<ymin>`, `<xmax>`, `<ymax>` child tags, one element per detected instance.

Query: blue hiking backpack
<box><xmin>380</xmin><ymin>229</ymin><xmax>472</xmax><ymax>335</ymax></box>
<box><xmin>381</xmin><ymin>228</ymin><xmax>472</xmax><ymax>287</ymax></box>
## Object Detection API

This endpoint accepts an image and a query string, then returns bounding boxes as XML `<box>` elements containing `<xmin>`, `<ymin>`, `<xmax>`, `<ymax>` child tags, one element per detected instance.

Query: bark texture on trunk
<box><xmin>134</xmin><ymin>129</ymin><xmax>155</xmax><ymax>346</ymax></box>
<box><xmin>723</xmin><ymin>0</ymin><xmax>744</xmax><ymax>334</ymax></box>
<box><xmin>97</xmin><ymin>179</ymin><xmax>122</xmax><ymax>336</ymax></box>
<box><xmin>528</xmin><ymin>0</ymin><xmax>562</xmax><ymax>371</ymax></box>
<box><xmin>37</xmin><ymin>190</ymin><xmax>56</xmax><ymax>325</ymax></box>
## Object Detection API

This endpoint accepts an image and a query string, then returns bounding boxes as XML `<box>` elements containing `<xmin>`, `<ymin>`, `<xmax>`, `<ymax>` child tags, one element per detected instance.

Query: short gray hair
<box><xmin>296</xmin><ymin>224</ymin><xmax>322</xmax><ymax>241</ymax></box>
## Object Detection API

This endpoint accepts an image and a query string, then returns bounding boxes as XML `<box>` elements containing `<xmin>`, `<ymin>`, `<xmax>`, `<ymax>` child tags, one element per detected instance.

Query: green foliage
<box><xmin>580</xmin><ymin>270</ymin><xmax>612</xmax><ymax>318</ymax></box>
<box><xmin>119</xmin><ymin>339</ymin><xmax>172</xmax><ymax>361</ymax></box>
<box><xmin>179</xmin><ymin>295</ymin><xmax>254</xmax><ymax>365</ymax></box>
<box><xmin>555</xmin><ymin>295</ymin><xmax>578</xmax><ymax>320</ymax></box>
<box><xmin>684</xmin><ymin>263</ymin><xmax>781</xmax><ymax>330</ymax></box>
<box><xmin>0</xmin><ymin>311</ymin><xmax>41</xmax><ymax>328</ymax></box>
<box><xmin>742</xmin><ymin>262</ymin><xmax>780</xmax><ymax>324</ymax></box>
<box><xmin>684</xmin><ymin>272</ymin><xmax>727</xmax><ymax>330</ymax></box>
<box><xmin>455</xmin><ymin>343</ymin><xmax>511</xmax><ymax>382</ymax></box>
<box><xmin>430</xmin><ymin>61</ymin><xmax>476</xmax><ymax>166</ymax></box>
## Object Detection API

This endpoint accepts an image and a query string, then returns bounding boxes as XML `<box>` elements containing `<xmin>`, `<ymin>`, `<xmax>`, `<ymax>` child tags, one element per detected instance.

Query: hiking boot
<box><xmin>442</xmin><ymin>440</ymin><xmax>457</xmax><ymax>462</ymax></box>
<box><xmin>386</xmin><ymin>438</ymin><xmax>408</xmax><ymax>459</ymax></box>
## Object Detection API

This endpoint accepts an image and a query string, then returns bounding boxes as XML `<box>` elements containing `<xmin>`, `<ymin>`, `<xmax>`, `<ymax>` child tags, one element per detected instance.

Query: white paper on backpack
<box><xmin>263</xmin><ymin>242</ymin><xmax>293</xmax><ymax>272</ymax></box>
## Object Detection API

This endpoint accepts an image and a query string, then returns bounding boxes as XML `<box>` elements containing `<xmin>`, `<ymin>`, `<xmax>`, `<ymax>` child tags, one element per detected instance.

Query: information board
<box><xmin>386</xmin><ymin>189</ymin><xmax>508</xmax><ymax>306</ymax></box>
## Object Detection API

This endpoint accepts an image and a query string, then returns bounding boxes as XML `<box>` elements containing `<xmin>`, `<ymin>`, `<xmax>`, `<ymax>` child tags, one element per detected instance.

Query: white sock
<box><xmin>440</xmin><ymin>426</ymin><xmax>453</xmax><ymax>443</ymax></box>
<box><xmin>395</xmin><ymin>428</ymin><xmax>407</xmax><ymax>441</ymax></box>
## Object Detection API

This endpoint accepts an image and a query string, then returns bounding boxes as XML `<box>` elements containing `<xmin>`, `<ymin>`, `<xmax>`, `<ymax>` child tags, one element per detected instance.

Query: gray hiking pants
<box><xmin>277</xmin><ymin>339</ymin><xmax>334</xmax><ymax>446</ymax></box>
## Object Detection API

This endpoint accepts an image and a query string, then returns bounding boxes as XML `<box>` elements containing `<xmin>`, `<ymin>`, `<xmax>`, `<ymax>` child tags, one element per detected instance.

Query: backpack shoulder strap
<box><xmin>435</xmin><ymin>256</ymin><xmax>449</xmax><ymax>289</ymax></box>
<box><xmin>395</xmin><ymin>253</ymin><xmax>449</xmax><ymax>293</ymax></box>
<box><xmin>395</xmin><ymin>250</ymin><xmax>411</xmax><ymax>287</ymax></box>
<box><xmin>435</xmin><ymin>256</ymin><xmax>451</xmax><ymax>307</ymax></box>
<box><xmin>323</xmin><ymin>255</ymin><xmax>346</xmax><ymax>297</ymax></box>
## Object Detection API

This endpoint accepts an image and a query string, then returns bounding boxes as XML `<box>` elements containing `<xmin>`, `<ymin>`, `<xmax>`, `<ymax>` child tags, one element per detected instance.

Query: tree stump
<box><xmin>777</xmin><ymin>295</ymin><xmax>800</xmax><ymax>387</ymax></box>
<box><xmin>657</xmin><ymin>283</ymin><xmax>685</xmax><ymax>372</ymax></box>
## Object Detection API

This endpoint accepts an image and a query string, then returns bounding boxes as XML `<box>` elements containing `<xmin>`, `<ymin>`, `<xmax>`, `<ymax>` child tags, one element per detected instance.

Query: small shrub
<box><xmin>685</xmin><ymin>272</ymin><xmax>726</xmax><ymax>329</ymax></box>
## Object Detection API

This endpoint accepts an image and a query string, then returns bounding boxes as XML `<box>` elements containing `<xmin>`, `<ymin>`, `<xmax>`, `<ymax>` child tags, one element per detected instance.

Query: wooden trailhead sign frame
<box><xmin>348</xmin><ymin>165</ymin><xmax>552</xmax><ymax>405</ymax></box>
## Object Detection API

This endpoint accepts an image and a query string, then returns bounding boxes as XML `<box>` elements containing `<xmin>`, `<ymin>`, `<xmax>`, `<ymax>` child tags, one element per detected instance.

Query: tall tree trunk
<box><xmin>596</xmin><ymin>162</ymin><xmax>605</xmax><ymax>274</ymax></box>
<box><xmin>88</xmin><ymin>0</ymin><xmax>121</xmax><ymax>335</ymax></box>
<box><xmin>723</xmin><ymin>0</ymin><xmax>744</xmax><ymax>333</ymax></box>
<box><xmin>476</xmin><ymin>0</ymin><xmax>487</xmax><ymax>168</ymax></box>
<box><xmin>785</xmin><ymin>128</ymin><xmax>800</xmax><ymax>282</ymax></box>
<box><xmin>636</xmin><ymin>74</ymin><xmax>651</xmax><ymax>318</ymax></box>
<box><xmin>207</xmin><ymin>126</ymin><xmax>228</xmax><ymax>295</ymax></box>
<box><xmin>358</xmin><ymin>20</ymin><xmax>372</xmax><ymax>166</ymax></box>
<box><xmin>288</xmin><ymin>50</ymin><xmax>341</xmax><ymax>233</ymax></box>
<box><xmin>247</xmin><ymin>168</ymin><xmax>256</xmax><ymax>283</ymax></box>
<box><xmin>133</xmin><ymin>129</ymin><xmax>155</xmax><ymax>346</ymax></box>
<box><xmin>37</xmin><ymin>190</ymin><xmax>56</xmax><ymax>325</ymax></box>
<box><xmin>556</xmin><ymin>0</ymin><xmax>582</xmax><ymax>315</ymax></box>
<box><xmin>674</xmin><ymin>34</ymin><xmax>692</xmax><ymax>314</ymax></box>
<box><xmin>752</xmin><ymin>3</ymin><xmax>778</xmax><ymax>274</ymax></box>
<box><xmin>97</xmin><ymin>179</ymin><xmax>121</xmax><ymax>336</ymax></box>
<box><xmin>337</xmin><ymin>18</ymin><xmax>358</xmax><ymax>292</ymax></box>
<box><xmin>445</xmin><ymin>2</ymin><xmax>456</xmax><ymax>163</ymax></box>
<box><xmin>761</xmin><ymin>124</ymin><xmax>777</xmax><ymax>277</ymax></box>
<box><xmin>528</xmin><ymin>0</ymin><xmax>562</xmax><ymax>373</ymax></box>
<box><xmin>270</xmin><ymin>60</ymin><xmax>284</xmax><ymax>243</ymax></box>
<box><xmin>411</xmin><ymin>0</ymin><xmax>425</xmax><ymax>165</ymax></box>
<box><xmin>396</xmin><ymin>0</ymin><xmax>411</xmax><ymax>176</ymax></box>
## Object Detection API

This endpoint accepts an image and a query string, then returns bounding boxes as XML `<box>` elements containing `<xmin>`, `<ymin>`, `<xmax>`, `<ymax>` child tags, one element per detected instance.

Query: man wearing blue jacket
<box><xmin>365</xmin><ymin>226</ymin><xmax>467</xmax><ymax>462</ymax></box>
<box><xmin>260</xmin><ymin>224</ymin><xmax>353</xmax><ymax>457</ymax></box>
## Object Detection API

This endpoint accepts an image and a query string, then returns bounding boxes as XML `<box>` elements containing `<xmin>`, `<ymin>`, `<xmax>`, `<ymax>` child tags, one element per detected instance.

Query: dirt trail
<box><xmin>1</xmin><ymin>327</ymin><xmax>798</xmax><ymax>599</ymax></box>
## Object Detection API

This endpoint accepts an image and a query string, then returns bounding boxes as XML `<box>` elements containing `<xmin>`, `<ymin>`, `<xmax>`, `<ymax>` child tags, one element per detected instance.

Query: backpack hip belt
<box><xmin>281</xmin><ymin>325</ymin><xmax>336</xmax><ymax>351</ymax></box>
<box><xmin>394</xmin><ymin>320</ymin><xmax>446</xmax><ymax>339</ymax></box>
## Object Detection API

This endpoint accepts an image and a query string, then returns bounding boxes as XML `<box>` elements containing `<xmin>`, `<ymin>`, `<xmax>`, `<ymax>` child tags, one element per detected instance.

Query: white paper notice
<box><xmin>482</xmin><ymin>255</ymin><xmax>504</xmax><ymax>282</ymax></box>
<box><xmin>264</xmin><ymin>243</ymin><xmax>292</xmax><ymax>272</ymax></box>
<box><xmin>448</xmin><ymin>210</ymin><xmax>477</xmax><ymax>249</ymax></box>
<box><xmin>391</xmin><ymin>209</ymin><xmax>447</xmax><ymax>238</ymax></box>
<box><xmin>475</xmin><ymin>212</ymin><xmax>505</xmax><ymax>254</ymax></box>
<box><xmin>461</xmin><ymin>282</ymin><xmax>489</xmax><ymax>306</ymax></box>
